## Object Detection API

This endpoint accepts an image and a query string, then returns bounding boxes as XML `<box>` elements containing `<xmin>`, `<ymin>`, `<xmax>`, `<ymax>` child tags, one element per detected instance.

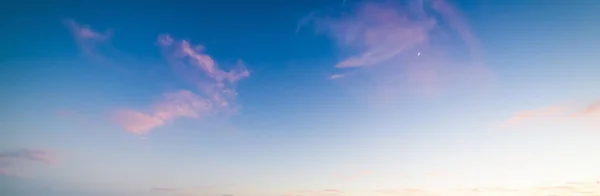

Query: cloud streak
<box><xmin>500</xmin><ymin>99</ymin><xmax>600</xmax><ymax>131</ymax></box>
<box><xmin>64</xmin><ymin>19</ymin><xmax>122</xmax><ymax>69</ymax></box>
<box><xmin>113</xmin><ymin>90</ymin><xmax>212</xmax><ymax>134</ymax></box>
<box><xmin>67</xmin><ymin>21</ymin><xmax>250</xmax><ymax>135</ymax></box>
<box><xmin>152</xmin><ymin>185</ymin><xmax>216</xmax><ymax>195</ymax></box>
<box><xmin>283</xmin><ymin>189</ymin><xmax>344</xmax><ymax>196</ymax></box>
<box><xmin>110</xmin><ymin>34</ymin><xmax>249</xmax><ymax>135</ymax></box>
<box><xmin>157</xmin><ymin>34</ymin><xmax>250</xmax><ymax>109</ymax></box>
<box><xmin>574</xmin><ymin>100</ymin><xmax>600</xmax><ymax>117</ymax></box>
<box><xmin>0</xmin><ymin>149</ymin><xmax>57</xmax><ymax>164</ymax></box>
<box><xmin>306</xmin><ymin>0</ymin><xmax>492</xmax><ymax>98</ymax></box>
<box><xmin>65</xmin><ymin>19</ymin><xmax>152</xmax><ymax>75</ymax></box>
<box><xmin>375</xmin><ymin>180</ymin><xmax>600</xmax><ymax>195</ymax></box>
<box><xmin>0</xmin><ymin>149</ymin><xmax>57</xmax><ymax>177</ymax></box>
<box><xmin>501</xmin><ymin>105</ymin><xmax>565</xmax><ymax>127</ymax></box>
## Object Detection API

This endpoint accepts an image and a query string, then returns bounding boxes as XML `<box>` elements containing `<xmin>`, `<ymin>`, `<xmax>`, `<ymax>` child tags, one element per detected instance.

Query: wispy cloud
<box><xmin>318</xmin><ymin>1</ymin><xmax>434</xmax><ymax>69</ymax></box>
<box><xmin>152</xmin><ymin>185</ymin><xmax>216</xmax><ymax>195</ymax></box>
<box><xmin>573</xmin><ymin>100</ymin><xmax>600</xmax><ymax>117</ymax></box>
<box><xmin>500</xmin><ymin>99</ymin><xmax>600</xmax><ymax>130</ymax></box>
<box><xmin>305</xmin><ymin>0</ymin><xmax>492</xmax><ymax>98</ymax></box>
<box><xmin>322</xmin><ymin>189</ymin><xmax>342</xmax><ymax>193</ymax></box>
<box><xmin>64</xmin><ymin>19</ymin><xmax>137</xmax><ymax>72</ymax></box>
<box><xmin>0</xmin><ymin>149</ymin><xmax>57</xmax><ymax>164</ymax></box>
<box><xmin>157</xmin><ymin>34</ymin><xmax>250</xmax><ymax>109</ymax></box>
<box><xmin>283</xmin><ymin>189</ymin><xmax>344</xmax><ymax>196</ymax></box>
<box><xmin>64</xmin><ymin>19</ymin><xmax>112</xmax><ymax>44</ymax></box>
<box><xmin>64</xmin><ymin>19</ymin><xmax>113</xmax><ymax>60</ymax></box>
<box><xmin>0</xmin><ymin>149</ymin><xmax>57</xmax><ymax>177</ymax></box>
<box><xmin>376</xmin><ymin>188</ymin><xmax>433</xmax><ymax>196</ymax></box>
<box><xmin>113</xmin><ymin>90</ymin><xmax>212</xmax><ymax>134</ymax></box>
<box><xmin>501</xmin><ymin>105</ymin><xmax>565</xmax><ymax>127</ymax></box>
<box><xmin>375</xmin><ymin>180</ymin><xmax>600</xmax><ymax>195</ymax></box>
<box><xmin>66</xmin><ymin>21</ymin><xmax>250</xmax><ymax>134</ymax></box>
<box><xmin>112</xmin><ymin>35</ymin><xmax>249</xmax><ymax>135</ymax></box>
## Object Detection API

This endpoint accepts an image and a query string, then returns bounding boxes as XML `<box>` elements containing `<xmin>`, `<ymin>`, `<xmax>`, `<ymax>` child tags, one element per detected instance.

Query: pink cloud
<box><xmin>501</xmin><ymin>105</ymin><xmax>565</xmax><ymax>127</ymax></box>
<box><xmin>575</xmin><ymin>100</ymin><xmax>600</xmax><ymax>116</ymax></box>
<box><xmin>113</xmin><ymin>90</ymin><xmax>212</xmax><ymax>134</ymax></box>
<box><xmin>64</xmin><ymin>19</ymin><xmax>132</xmax><ymax>72</ymax></box>
<box><xmin>64</xmin><ymin>19</ymin><xmax>111</xmax><ymax>41</ymax></box>
<box><xmin>113</xmin><ymin>35</ymin><xmax>249</xmax><ymax>135</ymax></box>
<box><xmin>500</xmin><ymin>99</ymin><xmax>600</xmax><ymax>130</ymax></box>
<box><xmin>157</xmin><ymin>34</ymin><xmax>249</xmax><ymax>110</ymax></box>
<box><xmin>64</xmin><ymin>19</ymin><xmax>112</xmax><ymax>56</ymax></box>
<box><xmin>65</xmin><ymin>21</ymin><xmax>249</xmax><ymax>135</ymax></box>
<box><xmin>307</xmin><ymin>0</ymin><xmax>492</xmax><ymax>98</ymax></box>
<box><xmin>113</xmin><ymin>110</ymin><xmax>165</xmax><ymax>135</ymax></box>
<box><xmin>317</xmin><ymin>2</ymin><xmax>434</xmax><ymax>69</ymax></box>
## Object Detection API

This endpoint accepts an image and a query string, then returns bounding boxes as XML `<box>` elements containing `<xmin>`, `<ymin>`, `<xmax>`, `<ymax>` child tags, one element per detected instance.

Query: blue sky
<box><xmin>1</xmin><ymin>0</ymin><xmax>600</xmax><ymax>196</ymax></box>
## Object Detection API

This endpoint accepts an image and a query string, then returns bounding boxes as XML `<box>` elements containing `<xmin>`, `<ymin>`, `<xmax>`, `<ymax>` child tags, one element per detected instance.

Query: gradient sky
<box><xmin>1</xmin><ymin>0</ymin><xmax>600</xmax><ymax>196</ymax></box>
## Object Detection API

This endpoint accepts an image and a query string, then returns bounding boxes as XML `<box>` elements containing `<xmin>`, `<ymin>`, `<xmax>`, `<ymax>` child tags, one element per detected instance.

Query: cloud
<box><xmin>62</xmin><ymin>24</ymin><xmax>251</xmax><ymax>134</ymax></box>
<box><xmin>284</xmin><ymin>189</ymin><xmax>344</xmax><ymax>196</ymax></box>
<box><xmin>317</xmin><ymin>1</ymin><xmax>434</xmax><ymax>69</ymax></box>
<box><xmin>65</xmin><ymin>19</ymin><xmax>135</xmax><ymax>72</ymax></box>
<box><xmin>374</xmin><ymin>180</ymin><xmax>600</xmax><ymax>195</ymax></box>
<box><xmin>574</xmin><ymin>100</ymin><xmax>600</xmax><ymax>117</ymax></box>
<box><xmin>64</xmin><ymin>19</ymin><xmax>112</xmax><ymax>59</ymax></box>
<box><xmin>111</xmin><ymin>35</ymin><xmax>250</xmax><ymax>135</ymax></box>
<box><xmin>153</xmin><ymin>187</ymin><xmax>178</xmax><ymax>192</ymax></box>
<box><xmin>158</xmin><ymin>34</ymin><xmax>249</xmax><ymax>110</ymax></box>
<box><xmin>0</xmin><ymin>149</ymin><xmax>57</xmax><ymax>164</ymax></box>
<box><xmin>376</xmin><ymin>189</ymin><xmax>433</xmax><ymax>196</ymax></box>
<box><xmin>157</xmin><ymin>35</ymin><xmax>250</xmax><ymax>108</ymax></box>
<box><xmin>306</xmin><ymin>0</ymin><xmax>492</xmax><ymax>98</ymax></box>
<box><xmin>112</xmin><ymin>90</ymin><xmax>212</xmax><ymax>135</ymax></box>
<box><xmin>500</xmin><ymin>99</ymin><xmax>600</xmax><ymax>130</ymax></box>
<box><xmin>113</xmin><ymin>109</ymin><xmax>166</xmax><ymax>135</ymax></box>
<box><xmin>64</xmin><ymin>19</ymin><xmax>111</xmax><ymax>43</ymax></box>
<box><xmin>152</xmin><ymin>186</ymin><xmax>215</xmax><ymax>195</ymax></box>
<box><xmin>501</xmin><ymin>105</ymin><xmax>565</xmax><ymax>127</ymax></box>
<box><xmin>0</xmin><ymin>149</ymin><xmax>57</xmax><ymax>177</ymax></box>
<box><xmin>322</xmin><ymin>189</ymin><xmax>341</xmax><ymax>193</ymax></box>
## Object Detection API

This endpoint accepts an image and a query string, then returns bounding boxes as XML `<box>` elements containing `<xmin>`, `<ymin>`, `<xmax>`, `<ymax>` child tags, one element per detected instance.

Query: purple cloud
<box><xmin>64</xmin><ymin>19</ymin><xmax>113</xmax><ymax>59</ymax></box>
<box><xmin>157</xmin><ymin>34</ymin><xmax>249</xmax><ymax>111</ymax></box>
<box><xmin>0</xmin><ymin>149</ymin><xmax>57</xmax><ymax>164</ymax></box>
<box><xmin>111</xmin><ymin>35</ymin><xmax>249</xmax><ymax>135</ymax></box>
<box><xmin>305</xmin><ymin>0</ymin><xmax>493</xmax><ymax>98</ymax></box>
<box><xmin>499</xmin><ymin>99</ymin><xmax>600</xmax><ymax>131</ymax></box>
<box><xmin>0</xmin><ymin>149</ymin><xmax>57</xmax><ymax>177</ymax></box>
<box><xmin>113</xmin><ymin>90</ymin><xmax>212</xmax><ymax>135</ymax></box>
<box><xmin>65</xmin><ymin>20</ymin><xmax>250</xmax><ymax>134</ymax></box>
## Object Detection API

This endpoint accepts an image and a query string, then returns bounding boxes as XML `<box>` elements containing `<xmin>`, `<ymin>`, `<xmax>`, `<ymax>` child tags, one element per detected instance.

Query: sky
<box><xmin>1</xmin><ymin>0</ymin><xmax>600</xmax><ymax>195</ymax></box>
